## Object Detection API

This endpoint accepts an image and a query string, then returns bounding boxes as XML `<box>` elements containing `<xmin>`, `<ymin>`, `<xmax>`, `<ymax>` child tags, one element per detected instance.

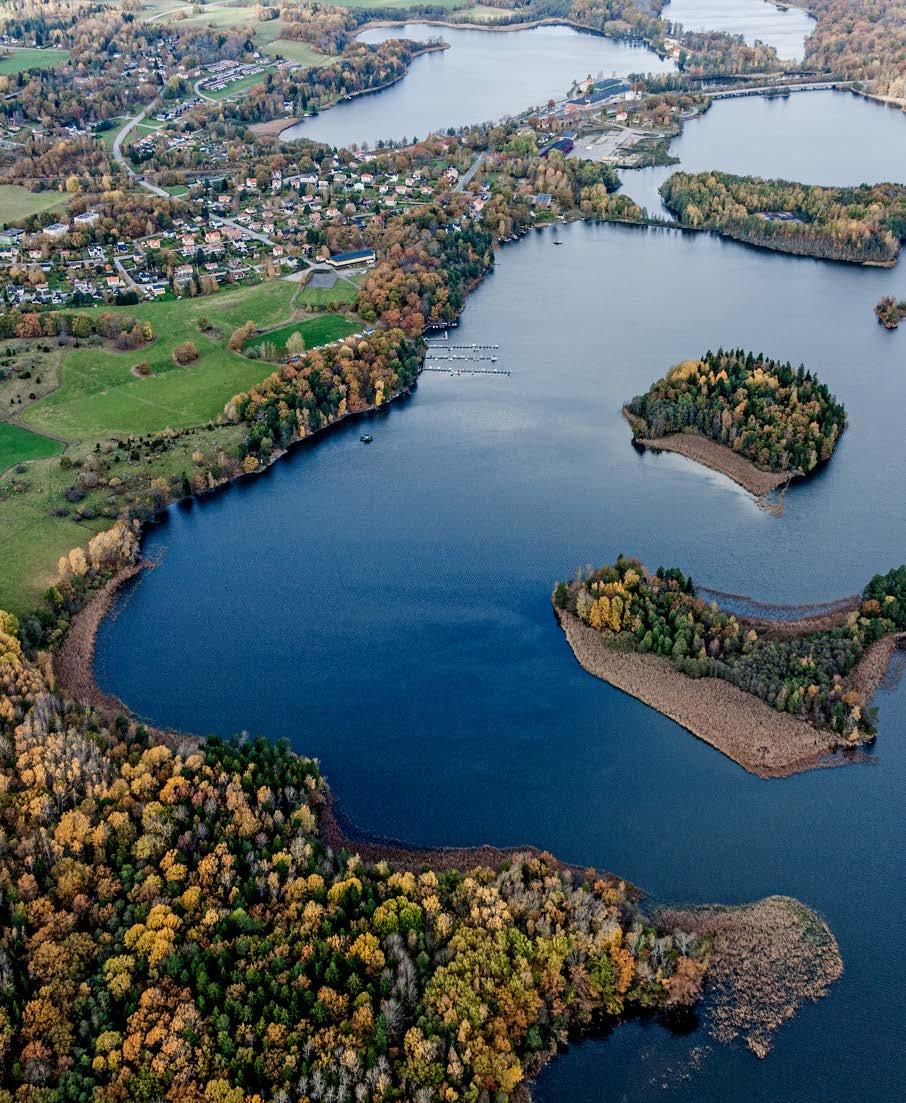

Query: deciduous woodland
<box><xmin>625</xmin><ymin>350</ymin><xmax>846</xmax><ymax>482</ymax></box>
<box><xmin>660</xmin><ymin>173</ymin><xmax>906</xmax><ymax>265</ymax></box>
<box><xmin>554</xmin><ymin>558</ymin><xmax>906</xmax><ymax>743</ymax></box>
<box><xmin>0</xmin><ymin>603</ymin><xmax>841</xmax><ymax>1098</ymax></box>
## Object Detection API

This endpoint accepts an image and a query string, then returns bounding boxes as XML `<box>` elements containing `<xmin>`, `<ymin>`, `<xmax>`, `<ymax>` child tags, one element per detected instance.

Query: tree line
<box><xmin>626</xmin><ymin>348</ymin><xmax>846</xmax><ymax>475</ymax></box>
<box><xmin>555</xmin><ymin>557</ymin><xmax>906</xmax><ymax>738</ymax></box>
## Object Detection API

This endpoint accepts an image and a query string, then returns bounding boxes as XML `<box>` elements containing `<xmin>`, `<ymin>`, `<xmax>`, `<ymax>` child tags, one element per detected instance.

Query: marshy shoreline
<box><xmin>631</xmin><ymin>426</ymin><xmax>792</xmax><ymax>497</ymax></box>
<box><xmin>554</xmin><ymin>607</ymin><xmax>892</xmax><ymax>777</ymax></box>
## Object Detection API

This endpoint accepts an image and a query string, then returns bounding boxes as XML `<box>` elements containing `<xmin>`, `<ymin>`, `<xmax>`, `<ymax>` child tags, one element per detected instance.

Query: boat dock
<box><xmin>423</xmin><ymin>366</ymin><xmax>511</xmax><ymax>376</ymax></box>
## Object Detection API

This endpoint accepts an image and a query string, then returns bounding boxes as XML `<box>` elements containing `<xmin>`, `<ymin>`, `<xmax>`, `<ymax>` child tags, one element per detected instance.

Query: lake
<box><xmin>97</xmin><ymin>95</ymin><xmax>906</xmax><ymax>1099</ymax></box>
<box><xmin>282</xmin><ymin>23</ymin><xmax>673</xmax><ymax>148</ymax></box>
<box><xmin>663</xmin><ymin>0</ymin><xmax>815</xmax><ymax>59</ymax></box>
<box><xmin>618</xmin><ymin>89</ymin><xmax>906</xmax><ymax>215</ymax></box>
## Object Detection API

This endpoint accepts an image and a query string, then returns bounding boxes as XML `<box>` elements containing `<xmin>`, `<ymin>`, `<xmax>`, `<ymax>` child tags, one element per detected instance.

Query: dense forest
<box><xmin>625</xmin><ymin>349</ymin><xmax>846</xmax><ymax>475</ymax></box>
<box><xmin>660</xmin><ymin>172</ymin><xmax>906</xmax><ymax>265</ymax></box>
<box><xmin>227</xmin><ymin>327</ymin><xmax>422</xmax><ymax>459</ymax></box>
<box><xmin>802</xmin><ymin>0</ymin><xmax>906</xmax><ymax>96</ymax></box>
<box><xmin>0</xmin><ymin>602</ymin><xmax>708</xmax><ymax>1099</ymax></box>
<box><xmin>554</xmin><ymin>558</ymin><xmax>906</xmax><ymax>738</ymax></box>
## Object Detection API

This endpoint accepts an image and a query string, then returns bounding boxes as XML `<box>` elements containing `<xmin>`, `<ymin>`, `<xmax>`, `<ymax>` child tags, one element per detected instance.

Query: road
<box><xmin>110</xmin><ymin>102</ymin><xmax>312</xmax><ymax>265</ymax></box>
<box><xmin>114</xmin><ymin>257</ymin><xmax>142</xmax><ymax>294</ymax></box>
<box><xmin>704</xmin><ymin>80</ymin><xmax>856</xmax><ymax>99</ymax></box>
<box><xmin>455</xmin><ymin>151</ymin><xmax>486</xmax><ymax>193</ymax></box>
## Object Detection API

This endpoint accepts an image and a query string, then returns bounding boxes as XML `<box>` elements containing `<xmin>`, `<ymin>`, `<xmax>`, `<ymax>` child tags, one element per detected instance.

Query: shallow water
<box><xmin>98</xmin><ymin>94</ymin><xmax>906</xmax><ymax>1101</ymax></box>
<box><xmin>663</xmin><ymin>0</ymin><xmax>815</xmax><ymax>59</ymax></box>
<box><xmin>282</xmin><ymin>23</ymin><xmax>673</xmax><ymax>148</ymax></box>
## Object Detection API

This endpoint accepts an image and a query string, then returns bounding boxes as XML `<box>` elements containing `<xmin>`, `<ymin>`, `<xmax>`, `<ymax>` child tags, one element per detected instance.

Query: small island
<box><xmin>553</xmin><ymin>557</ymin><xmax>906</xmax><ymax>776</ymax></box>
<box><xmin>875</xmin><ymin>295</ymin><xmax>906</xmax><ymax>329</ymax></box>
<box><xmin>624</xmin><ymin>349</ymin><xmax>846</xmax><ymax>498</ymax></box>
<box><xmin>661</xmin><ymin>172</ymin><xmax>906</xmax><ymax>266</ymax></box>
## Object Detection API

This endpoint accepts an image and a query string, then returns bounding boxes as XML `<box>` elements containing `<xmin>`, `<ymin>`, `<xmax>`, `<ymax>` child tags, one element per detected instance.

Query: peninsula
<box><xmin>624</xmin><ymin>350</ymin><xmax>846</xmax><ymax>498</ymax></box>
<box><xmin>0</xmin><ymin>598</ymin><xmax>843</xmax><ymax>1095</ymax></box>
<box><xmin>553</xmin><ymin>557</ymin><xmax>906</xmax><ymax>775</ymax></box>
<box><xmin>660</xmin><ymin>173</ymin><xmax>906</xmax><ymax>266</ymax></box>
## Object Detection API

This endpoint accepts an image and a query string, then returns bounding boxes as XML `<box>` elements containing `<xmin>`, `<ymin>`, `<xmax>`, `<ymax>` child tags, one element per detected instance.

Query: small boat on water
<box><xmin>553</xmin><ymin>240</ymin><xmax>565</xmax><ymax>246</ymax></box>
<box><xmin>360</xmin><ymin>434</ymin><xmax>373</xmax><ymax>444</ymax></box>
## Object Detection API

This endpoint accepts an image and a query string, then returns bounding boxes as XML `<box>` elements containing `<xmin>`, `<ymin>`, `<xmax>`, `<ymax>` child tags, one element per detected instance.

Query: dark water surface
<box><xmin>98</xmin><ymin>98</ymin><xmax>906</xmax><ymax>1101</ymax></box>
<box><xmin>282</xmin><ymin>24</ymin><xmax>673</xmax><ymax>149</ymax></box>
<box><xmin>619</xmin><ymin>89</ymin><xmax>906</xmax><ymax>215</ymax></box>
<box><xmin>663</xmin><ymin>0</ymin><xmax>815</xmax><ymax>59</ymax></box>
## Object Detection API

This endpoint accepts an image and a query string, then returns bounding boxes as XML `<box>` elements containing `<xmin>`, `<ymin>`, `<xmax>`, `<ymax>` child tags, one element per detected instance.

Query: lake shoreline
<box><xmin>278</xmin><ymin>41</ymin><xmax>449</xmax><ymax>142</ymax></box>
<box><xmin>628</xmin><ymin>422</ymin><xmax>793</xmax><ymax>497</ymax></box>
<box><xmin>555</xmin><ymin>607</ymin><xmax>872</xmax><ymax>777</ymax></box>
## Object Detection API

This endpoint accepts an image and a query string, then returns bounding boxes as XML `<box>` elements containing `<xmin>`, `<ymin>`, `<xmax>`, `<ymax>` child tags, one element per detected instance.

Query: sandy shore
<box><xmin>556</xmin><ymin>609</ymin><xmax>862</xmax><ymax>777</ymax></box>
<box><xmin>249</xmin><ymin>117</ymin><xmax>299</xmax><ymax>139</ymax></box>
<box><xmin>634</xmin><ymin>429</ymin><xmax>791</xmax><ymax>497</ymax></box>
<box><xmin>658</xmin><ymin>896</ymin><xmax>843</xmax><ymax>1058</ymax></box>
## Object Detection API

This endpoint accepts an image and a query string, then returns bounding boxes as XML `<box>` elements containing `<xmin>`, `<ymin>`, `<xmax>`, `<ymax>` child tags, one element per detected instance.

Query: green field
<box><xmin>244</xmin><ymin>314</ymin><xmax>359</xmax><ymax>355</ymax></box>
<box><xmin>328</xmin><ymin>0</ymin><xmax>464</xmax><ymax>7</ymax></box>
<box><xmin>0</xmin><ymin>423</ymin><xmax>243</xmax><ymax>614</ymax></box>
<box><xmin>264</xmin><ymin>39</ymin><xmax>331</xmax><ymax>66</ymax></box>
<box><xmin>0</xmin><ymin>185</ymin><xmax>66</xmax><ymax>226</ymax></box>
<box><xmin>0</xmin><ymin>47</ymin><xmax>69</xmax><ymax>75</ymax></box>
<box><xmin>296</xmin><ymin>276</ymin><xmax>360</xmax><ymax>307</ymax></box>
<box><xmin>23</xmin><ymin>282</ymin><xmax>355</xmax><ymax>439</ymax></box>
<box><xmin>202</xmin><ymin>67</ymin><xmax>273</xmax><ymax>101</ymax></box>
<box><xmin>0</xmin><ymin>422</ymin><xmax>63</xmax><ymax>471</ymax></box>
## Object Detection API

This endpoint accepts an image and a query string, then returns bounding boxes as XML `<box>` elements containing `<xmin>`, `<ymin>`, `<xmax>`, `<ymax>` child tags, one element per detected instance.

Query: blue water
<box><xmin>98</xmin><ymin>96</ymin><xmax>906</xmax><ymax>1101</ymax></box>
<box><xmin>663</xmin><ymin>0</ymin><xmax>815</xmax><ymax>59</ymax></box>
<box><xmin>283</xmin><ymin>24</ymin><xmax>673</xmax><ymax>149</ymax></box>
<box><xmin>619</xmin><ymin>89</ymin><xmax>906</xmax><ymax>215</ymax></box>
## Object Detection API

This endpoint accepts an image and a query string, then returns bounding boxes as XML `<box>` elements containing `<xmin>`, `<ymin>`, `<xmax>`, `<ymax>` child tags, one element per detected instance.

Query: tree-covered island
<box><xmin>660</xmin><ymin>173</ymin><xmax>906</xmax><ymax>266</ymax></box>
<box><xmin>624</xmin><ymin>350</ymin><xmax>847</xmax><ymax>497</ymax></box>
<box><xmin>554</xmin><ymin>558</ymin><xmax>906</xmax><ymax>775</ymax></box>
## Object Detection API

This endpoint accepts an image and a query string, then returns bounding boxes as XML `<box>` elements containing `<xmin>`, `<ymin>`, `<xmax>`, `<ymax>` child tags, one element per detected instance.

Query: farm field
<box><xmin>22</xmin><ymin>281</ymin><xmax>354</xmax><ymax>438</ymax></box>
<box><xmin>243</xmin><ymin>314</ymin><xmax>359</xmax><ymax>355</ymax></box>
<box><xmin>0</xmin><ymin>422</ymin><xmax>63</xmax><ymax>471</ymax></box>
<box><xmin>0</xmin><ymin>47</ymin><xmax>69</xmax><ymax>75</ymax></box>
<box><xmin>264</xmin><ymin>39</ymin><xmax>332</xmax><ymax>65</ymax></box>
<box><xmin>0</xmin><ymin>185</ymin><xmax>66</xmax><ymax>225</ymax></box>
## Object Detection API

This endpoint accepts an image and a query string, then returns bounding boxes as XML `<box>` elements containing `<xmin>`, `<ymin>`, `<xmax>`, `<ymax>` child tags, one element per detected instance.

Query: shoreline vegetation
<box><xmin>553</xmin><ymin>558</ymin><xmax>906</xmax><ymax>775</ymax></box>
<box><xmin>624</xmin><ymin>350</ymin><xmax>846</xmax><ymax>502</ymax></box>
<box><xmin>628</xmin><ymin>423</ymin><xmax>791</xmax><ymax>497</ymax></box>
<box><xmin>660</xmin><ymin>172</ymin><xmax>906</xmax><ymax>266</ymax></box>
<box><xmin>0</xmin><ymin>573</ymin><xmax>838</xmax><ymax>1080</ymax></box>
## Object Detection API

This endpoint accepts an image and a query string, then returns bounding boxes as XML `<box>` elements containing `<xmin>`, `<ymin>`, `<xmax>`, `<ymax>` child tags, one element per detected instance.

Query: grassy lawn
<box><xmin>0</xmin><ymin>422</ymin><xmax>63</xmax><ymax>471</ymax></box>
<box><xmin>203</xmin><ymin>67</ymin><xmax>273</xmax><ymax>101</ymax></box>
<box><xmin>0</xmin><ymin>185</ymin><xmax>66</xmax><ymax>226</ymax></box>
<box><xmin>0</xmin><ymin>424</ymin><xmax>244</xmax><ymax>614</ymax></box>
<box><xmin>162</xmin><ymin>183</ymin><xmax>190</xmax><ymax>197</ymax></box>
<box><xmin>0</xmin><ymin>47</ymin><xmax>69</xmax><ymax>75</ymax></box>
<box><xmin>456</xmin><ymin>4</ymin><xmax>514</xmax><ymax>19</ymax></box>
<box><xmin>264</xmin><ymin>39</ymin><xmax>331</xmax><ymax>66</ymax></box>
<box><xmin>244</xmin><ymin>314</ymin><xmax>359</xmax><ymax>355</ymax></box>
<box><xmin>22</xmin><ymin>281</ymin><xmax>357</xmax><ymax>439</ymax></box>
<box><xmin>296</xmin><ymin>276</ymin><xmax>360</xmax><ymax>308</ymax></box>
<box><xmin>330</xmin><ymin>0</ymin><xmax>463</xmax><ymax>6</ymax></box>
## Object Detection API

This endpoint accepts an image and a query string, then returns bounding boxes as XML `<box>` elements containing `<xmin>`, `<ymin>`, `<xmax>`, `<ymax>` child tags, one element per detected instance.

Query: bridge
<box><xmin>705</xmin><ymin>81</ymin><xmax>855</xmax><ymax>100</ymax></box>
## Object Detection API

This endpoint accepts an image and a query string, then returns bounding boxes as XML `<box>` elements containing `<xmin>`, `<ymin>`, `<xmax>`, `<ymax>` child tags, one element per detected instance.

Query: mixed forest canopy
<box><xmin>0</xmin><ymin>609</ymin><xmax>709</xmax><ymax>1099</ymax></box>
<box><xmin>554</xmin><ymin>559</ymin><xmax>906</xmax><ymax>740</ymax></box>
<box><xmin>625</xmin><ymin>349</ymin><xmax>846</xmax><ymax>476</ymax></box>
<box><xmin>660</xmin><ymin>172</ymin><xmax>906</xmax><ymax>266</ymax></box>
